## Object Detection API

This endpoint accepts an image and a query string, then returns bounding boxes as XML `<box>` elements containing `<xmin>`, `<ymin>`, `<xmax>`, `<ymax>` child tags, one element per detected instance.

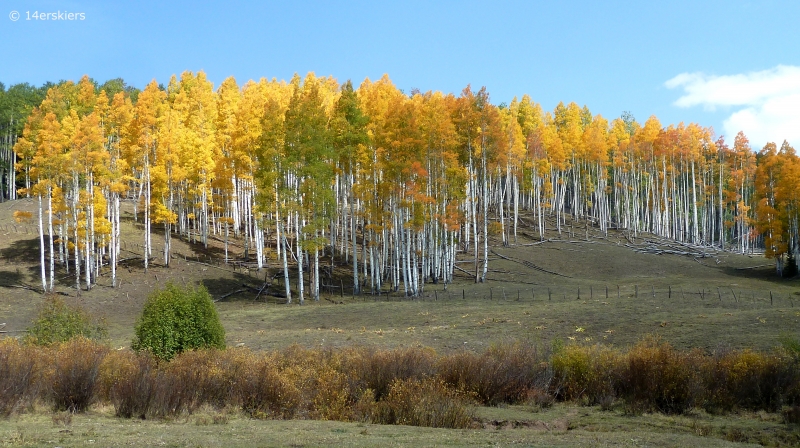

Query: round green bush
<box><xmin>132</xmin><ymin>283</ymin><xmax>226</xmax><ymax>360</ymax></box>
<box><xmin>25</xmin><ymin>296</ymin><xmax>108</xmax><ymax>346</ymax></box>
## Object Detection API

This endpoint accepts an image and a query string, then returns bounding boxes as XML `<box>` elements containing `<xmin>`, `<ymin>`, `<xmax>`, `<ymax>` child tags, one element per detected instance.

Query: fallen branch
<box><xmin>490</xmin><ymin>249</ymin><xmax>572</xmax><ymax>278</ymax></box>
<box><xmin>521</xmin><ymin>238</ymin><xmax>552</xmax><ymax>247</ymax></box>
<box><xmin>735</xmin><ymin>264</ymin><xmax>771</xmax><ymax>270</ymax></box>
<box><xmin>185</xmin><ymin>259</ymin><xmax>236</xmax><ymax>273</ymax></box>
<box><xmin>215</xmin><ymin>289</ymin><xmax>245</xmax><ymax>302</ymax></box>
<box><xmin>254</xmin><ymin>282</ymin><xmax>271</xmax><ymax>301</ymax></box>
<box><xmin>453</xmin><ymin>265</ymin><xmax>473</xmax><ymax>276</ymax></box>
<box><xmin>4</xmin><ymin>283</ymin><xmax>41</xmax><ymax>293</ymax></box>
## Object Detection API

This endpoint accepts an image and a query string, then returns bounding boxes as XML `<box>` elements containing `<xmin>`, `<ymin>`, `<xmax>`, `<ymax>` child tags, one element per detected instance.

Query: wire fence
<box><xmin>352</xmin><ymin>282</ymin><xmax>797</xmax><ymax>309</ymax></box>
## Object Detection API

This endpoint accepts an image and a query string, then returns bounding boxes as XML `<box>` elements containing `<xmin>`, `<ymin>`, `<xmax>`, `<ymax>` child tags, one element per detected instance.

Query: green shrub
<box><xmin>132</xmin><ymin>283</ymin><xmax>226</xmax><ymax>361</ymax></box>
<box><xmin>25</xmin><ymin>295</ymin><xmax>107</xmax><ymax>346</ymax></box>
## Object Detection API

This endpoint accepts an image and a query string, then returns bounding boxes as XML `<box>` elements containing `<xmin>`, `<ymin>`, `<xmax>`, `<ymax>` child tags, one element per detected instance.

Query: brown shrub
<box><xmin>163</xmin><ymin>349</ymin><xmax>235</xmax><ymax>413</ymax></box>
<box><xmin>526</xmin><ymin>387</ymin><xmax>556</xmax><ymax>409</ymax></box>
<box><xmin>47</xmin><ymin>338</ymin><xmax>108</xmax><ymax>413</ymax></box>
<box><xmin>8</xmin><ymin>337</ymin><xmax>799</xmax><ymax>422</ymax></box>
<box><xmin>351</xmin><ymin>388</ymin><xmax>378</xmax><ymax>422</ymax></box>
<box><xmin>373</xmin><ymin>377</ymin><xmax>474</xmax><ymax>429</ymax></box>
<box><xmin>102</xmin><ymin>352</ymin><xmax>156</xmax><ymax>419</ymax></box>
<box><xmin>235</xmin><ymin>351</ymin><xmax>300</xmax><ymax>419</ymax></box>
<box><xmin>101</xmin><ymin>350</ymin><xmax>157</xmax><ymax>418</ymax></box>
<box><xmin>343</xmin><ymin>347</ymin><xmax>437</xmax><ymax>401</ymax></box>
<box><xmin>102</xmin><ymin>348</ymin><xmax>248</xmax><ymax>419</ymax></box>
<box><xmin>617</xmin><ymin>337</ymin><xmax>703</xmax><ymax>414</ymax></box>
<box><xmin>439</xmin><ymin>342</ymin><xmax>553</xmax><ymax>405</ymax></box>
<box><xmin>704</xmin><ymin>349</ymin><xmax>800</xmax><ymax>412</ymax></box>
<box><xmin>266</xmin><ymin>346</ymin><xmax>353</xmax><ymax>420</ymax></box>
<box><xmin>0</xmin><ymin>339</ymin><xmax>42</xmax><ymax>417</ymax></box>
<box><xmin>551</xmin><ymin>344</ymin><xmax>620</xmax><ymax>406</ymax></box>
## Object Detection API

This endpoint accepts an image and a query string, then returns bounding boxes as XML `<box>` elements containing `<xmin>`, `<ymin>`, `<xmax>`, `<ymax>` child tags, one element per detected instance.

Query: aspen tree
<box><xmin>123</xmin><ymin>81</ymin><xmax>165</xmax><ymax>272</ymax></box>
<box><xmin>283</xmin><ymin>73</ymin><xmax>335</xmax><ymax>302</ymax></box>
<box><xmin>103</xmin><ymin>91</ymin><xmax>132</xmax><ymax>287</ymax></box>
<box><xmin>30</xmin><ymin>111</ymin><xmax>65</xmax><ymax>291</ymax></box>
<box><xmin>332</xmin><ymin>80</ymin><xmax>369</xmax><ymax>294</ymax></box>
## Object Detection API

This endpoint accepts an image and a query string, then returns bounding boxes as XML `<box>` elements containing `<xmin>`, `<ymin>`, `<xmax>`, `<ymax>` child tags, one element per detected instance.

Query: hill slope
<box><xmin>0</xmin><ymin>198</ymin><xmax>797</xmax><ymax>352</ymax></box>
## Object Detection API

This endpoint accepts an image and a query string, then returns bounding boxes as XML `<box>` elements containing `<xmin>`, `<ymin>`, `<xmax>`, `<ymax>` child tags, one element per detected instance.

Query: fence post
<box><xmin>635</xmin><ymin>285</ymin><xmax>638</xmax><ymax>298</ymax></box>
<box><xmin>548</xmin><ymin>288</ymin><xmax>552</xmax><ymax>301</ymax></box>
<box><xmin>669</xmin><ymin>285</ymin><xmax>671</xmax><ymax>299</ymax></box>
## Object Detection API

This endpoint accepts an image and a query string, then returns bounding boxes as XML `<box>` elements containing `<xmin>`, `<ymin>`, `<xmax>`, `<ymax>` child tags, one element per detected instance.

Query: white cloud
<box><xmin>665</xmin><ymin>65</ymin><xmax>800</xmax><ymax>148</ymax></box>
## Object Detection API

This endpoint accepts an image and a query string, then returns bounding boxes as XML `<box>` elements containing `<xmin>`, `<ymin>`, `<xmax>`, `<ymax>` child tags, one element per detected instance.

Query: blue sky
<box><xmin>2</xmin><ymin>0</ymin><xmax>799</xmax><ymax>148</ymax></box>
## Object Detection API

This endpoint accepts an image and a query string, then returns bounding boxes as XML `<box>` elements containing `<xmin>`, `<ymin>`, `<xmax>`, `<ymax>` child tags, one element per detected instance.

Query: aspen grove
<box><xmin>11</xmin><ymin>72</ymin><xmax>800</xmax><ymax>298</ymax></box>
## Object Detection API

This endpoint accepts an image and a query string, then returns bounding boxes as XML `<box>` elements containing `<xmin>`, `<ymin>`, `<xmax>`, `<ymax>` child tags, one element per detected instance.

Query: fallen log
<box><xmin>215</xmin><ymin>289</ymin><xmax>245</xmax><ymax>302</ymax></box>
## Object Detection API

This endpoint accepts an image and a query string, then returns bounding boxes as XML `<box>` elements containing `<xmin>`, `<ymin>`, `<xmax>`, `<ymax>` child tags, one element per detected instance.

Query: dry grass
<box><xmin>0</xmin><ymin>403</ymin><xmax>796</xmax><ymax>447</ymax></box>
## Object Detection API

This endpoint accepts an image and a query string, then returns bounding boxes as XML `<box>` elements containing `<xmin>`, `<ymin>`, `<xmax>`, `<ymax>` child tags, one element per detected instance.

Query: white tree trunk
<box><xmin>295</xmin><ymin>210</ymin><xmax>304</xmax><ymax>304</ymax></box>
<box><xmin>47</xmin><ymin>188</ymin><xmax>55</xmax><ymax>291</ymax></box>
<box><xmin>38</xmin><ymin>194</ymin><xmax>47</xmax><ymax>292</ymax></box>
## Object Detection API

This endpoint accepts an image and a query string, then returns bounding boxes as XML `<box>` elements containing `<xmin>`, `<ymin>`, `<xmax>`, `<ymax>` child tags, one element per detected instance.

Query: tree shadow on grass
<box><xmin>201</xmin><ymin>270</ymin><xmax>286</xmax><ymax>305</ymax></box>
<box><xmin>0</xmin><ymin>269</ymin><xmax>26</xmax><ymax>288</ymax></box>
<box><xmin>720</xmin><ymin>264</ymin><xmax>790</xmax><ymax>284</ymax></box>
<box><xmin>0</xmin><ymin>238</ymin><xmax>40</xmax><ymax>263</ymax></box>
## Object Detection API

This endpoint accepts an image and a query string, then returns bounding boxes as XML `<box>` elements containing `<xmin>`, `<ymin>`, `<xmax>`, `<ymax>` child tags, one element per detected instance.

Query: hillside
<box><xmin>0</xmin><ymin>197</ymin><xmax>798</xmax><ymax>353</ymax></box>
